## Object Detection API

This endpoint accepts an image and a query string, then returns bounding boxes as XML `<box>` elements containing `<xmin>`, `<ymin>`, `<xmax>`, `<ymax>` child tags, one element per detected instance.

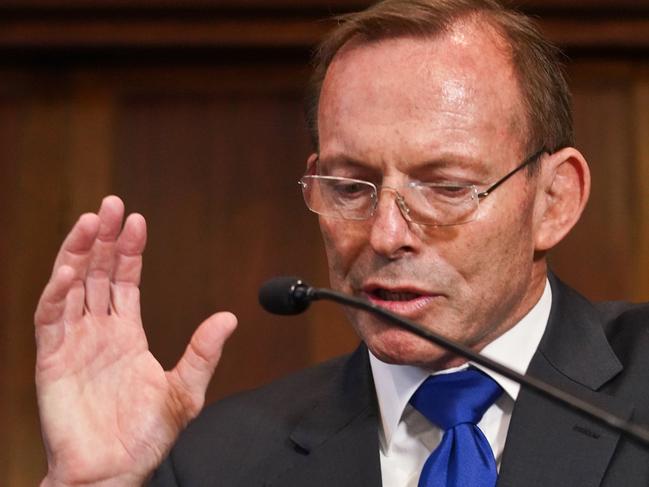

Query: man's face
<box><xmin>315</xmin><ymin>22</ymin><xmax>549</xmax><ymax>369</ymax></box>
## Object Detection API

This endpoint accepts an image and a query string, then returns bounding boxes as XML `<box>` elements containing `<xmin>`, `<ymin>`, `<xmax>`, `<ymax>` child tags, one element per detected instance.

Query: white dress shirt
<box><xmin>370</xmin><ymin>279</ymin><xmax>552</xmax><ymax>487</ymax></box>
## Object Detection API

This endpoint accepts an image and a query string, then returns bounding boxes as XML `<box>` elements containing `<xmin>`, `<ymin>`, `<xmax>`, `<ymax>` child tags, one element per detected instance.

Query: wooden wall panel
<box><xmin>632</xmin><ymin>71</ymin><xmax>649</xmax><ymax>300</ymax></box>
<box><xmin>550</xmin><ymin>61</ymin><xmax>649</xmax><ymax>302</ymax></box>
<box><xmin>0</xmin><ymin>86</ymin><xmax>27</xmax><ymax>484</ymax></box>
<box><xmin>1</xmin><ymin>2</ymin><xmax>649</xmax><ymax>485</ymax></box>
<box><xmin>1</xmin><ymin>76</ymin><xmax>74</xmax><ymax>485</ymax></box>
<box><xmin>551</xmin><ymin>63</ymin><xmax>635</xmax><ymax>299</ymax></box>
<box><xmin>111</xmin><ymin>75</ymin><xmax>320</xmax><ymax>400</ymax></box>
<box><xmin>1</xmin><ymin>1</ymin><xmax>648</xmax><ymax>52</ymax></box>
<box><xmin>0</xmin><ymin>0</ymin><xmax>646</xmax><ymax>9</ymax></box>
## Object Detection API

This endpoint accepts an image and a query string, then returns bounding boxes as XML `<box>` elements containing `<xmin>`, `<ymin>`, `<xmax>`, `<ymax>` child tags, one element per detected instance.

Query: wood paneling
<box><xmin>543</xmin><ymin>19</ymin><xmax>649</xmax><ymax>49</ymax></box>
<box><xmin>1</xmin><ymin>74</ymin><xmax>74</xmax><ymax>484</ymax></box>
<box><xmin>551</xmin><ymin>63</ymin><xmax>634</xmax><ymax>298</ymax></box>
<box><xmin>0</xmin><ymin>17</ymin><xmax>330</xmax><ymax>49</ymax></box>
<box><xmin>0</xmin><ymin>1</ymin><xmax>648</xmax><ymax>51</ymax></box>
<box><xmin>548</xmin><ymin>61</ymin><xmax>649</xmax><ymax>301</ymax></box>
<box><xmin>632</xmin><ymin>70</ymin><xmax>649</xmax><ymax>300</ymax></box>
<box><xmin>111</xmin><ymin>71</ymin><xmax>319</xmax><ymax>396</ymax></box>
<box><xmin>0</xmin><ymin>0</ymin><xmax>646</xmax><ymax>9</ymax></box>
<box><xmin>0</xmin><ymin>81</ymin><xmax>25</xmax><ymax>482</ymax></box>
<box><xmin>1</xmin><ymin>2</ymin><xmax>649</xmax><ymax>485</ymax></box>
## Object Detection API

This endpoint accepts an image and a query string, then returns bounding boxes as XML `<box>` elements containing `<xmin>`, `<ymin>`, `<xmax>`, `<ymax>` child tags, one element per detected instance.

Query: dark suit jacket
<box><xmin>150</xmin><ymin>276</ymin><xmax>649</xmax><ymax>486</ymax></box>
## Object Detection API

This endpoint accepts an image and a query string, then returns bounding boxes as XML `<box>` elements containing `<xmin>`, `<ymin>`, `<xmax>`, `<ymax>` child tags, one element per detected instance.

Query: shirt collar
<box><xmin>369</xmin><ymin>278</ymin><xmax>552</xmax><ymax>448</ymax></box>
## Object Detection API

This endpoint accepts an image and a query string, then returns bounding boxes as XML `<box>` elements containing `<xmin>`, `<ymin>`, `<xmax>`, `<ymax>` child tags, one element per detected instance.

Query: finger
<box><xmin>35</xmin><ymin>265</ymin><xmax>78</xmax><ymax>327</ymax></box>
<box><xmin>64</xmin><ymin>279</ymin><xmax>86</xmax><ymax>324</ymax></box>
<box><xmin>111</xmin><ymin>213</ymin><xmax>147</xmax><ymax>321</ymax></box>
<box><xmin>169</xmin><ymin>312</ymin><xmax>238</xmax><ymax>417</ymax></box>
<box><xmin>34</xmin><ymin>265</ymin><xmax>78</xmax><ymax>356</ymax></box>
<box><xmin>85</xmin><ymin>196</ymin><xmax>125</xmax><ymax>315</ymax></box>
<box><xmin>51</xmin><ymin>213</ymin><xmax>100</xmax><ymax>277</ymax></box>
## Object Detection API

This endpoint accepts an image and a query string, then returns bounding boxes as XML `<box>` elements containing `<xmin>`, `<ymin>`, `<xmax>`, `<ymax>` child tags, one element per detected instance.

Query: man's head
<box><xmin>307</xmin><ymin>0</ymin><xmax>574</xmax><ymax>157</ymax></box>
<box><xmin>306</xmin><ymin>0</ymin><xmax>590</xmax><ymax>369</ymax></box>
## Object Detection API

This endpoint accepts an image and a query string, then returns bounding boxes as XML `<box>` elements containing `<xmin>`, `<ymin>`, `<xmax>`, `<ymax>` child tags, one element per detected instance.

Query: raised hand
<box><xmin>34</xmin><ymin>196</ymin><xmax>237</xmax><ymax>487</ymax></box>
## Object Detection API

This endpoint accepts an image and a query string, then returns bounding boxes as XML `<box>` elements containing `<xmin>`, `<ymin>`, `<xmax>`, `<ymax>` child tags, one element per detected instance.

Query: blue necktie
<box><xmin>409</xmin><ymin>368</ymin><xmax>503</xmax><ymax>487</ymax></box>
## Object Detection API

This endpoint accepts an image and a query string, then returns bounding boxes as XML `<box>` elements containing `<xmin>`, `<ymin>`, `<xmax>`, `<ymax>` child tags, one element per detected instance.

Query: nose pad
<box><xmin>377</xmin><ymin>187</ymin><xmax>413</xmax><ymax>223</ymax></box>
<box><xmin>395</xmin><ymin>194</ymin><xmax>413</xmax><ymax>223</ymax></box>
<box><xmin>369</xmin><ymin>186</ymin><xmax>416</xmax><ymax>258</ymax></box>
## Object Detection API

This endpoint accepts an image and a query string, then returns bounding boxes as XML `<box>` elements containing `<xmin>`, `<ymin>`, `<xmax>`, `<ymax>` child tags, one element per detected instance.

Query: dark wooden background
<box><xmin>1</xmin><ymin>1</ymin><xmax>648</xmax><ymax>484</ymax></box>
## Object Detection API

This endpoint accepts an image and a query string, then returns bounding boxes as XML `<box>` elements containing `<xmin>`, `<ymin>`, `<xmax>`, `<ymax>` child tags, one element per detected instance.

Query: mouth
<box><xmin>370</xmin><ymin>289</ymin><xmax>423</xmax><ymax>301</ymax></box>
<box><xmin>361</xmin><ymin>284</ymin><xmax>439</xmax><ymax>316</ymax></box>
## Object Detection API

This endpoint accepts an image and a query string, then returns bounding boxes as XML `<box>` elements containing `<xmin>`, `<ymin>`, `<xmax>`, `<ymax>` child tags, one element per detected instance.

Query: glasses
<box><xmin>299</xmin><ymin>149</ymin><xmax>546</xmax><ymax>227</ymax></box>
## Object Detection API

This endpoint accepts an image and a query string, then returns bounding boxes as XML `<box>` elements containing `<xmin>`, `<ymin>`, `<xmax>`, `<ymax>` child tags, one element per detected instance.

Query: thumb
<box><xmin>169</xmin><ymin>312</ymin><xmax>237</xmax><ymax>418</ymax></box>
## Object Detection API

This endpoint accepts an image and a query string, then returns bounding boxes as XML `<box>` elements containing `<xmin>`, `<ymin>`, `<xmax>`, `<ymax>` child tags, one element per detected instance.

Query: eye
<box><xmin>413</xmin><ymin>182</ymin><xmax>475</xmax><ymax>202</ymax></box>
<box><xmin>331</xmin><ymin>180</ymin><xmax>372</xmax><ymax>197</ymax></box>
<box><xmin>434</xmin><ymin>185</ymin><xmax>472</xmax><ymax>197</ymax></box>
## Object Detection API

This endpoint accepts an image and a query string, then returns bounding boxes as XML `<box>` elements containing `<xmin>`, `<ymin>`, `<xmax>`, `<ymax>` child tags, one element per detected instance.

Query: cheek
<box><xmin>319</xmin><ymin>218</ymin><xmax>370</xmax><ymax>289</ymax></box>
<box><xmin>448</xmin><ymin>196</ymin><xmax>536</xmax><ymax>292</ymax></box>
<box><xmin>468</xmin><ymin>198</ymin><xmax>537</xmax><ymax>286</ymax></box>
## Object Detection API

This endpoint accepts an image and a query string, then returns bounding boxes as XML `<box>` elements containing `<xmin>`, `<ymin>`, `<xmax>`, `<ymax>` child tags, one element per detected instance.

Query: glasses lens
<box><xmin>301</xmin><ymin>176</ymin><xmax>375</xmax><ymax>220</ymax></box>
<box><xmin>405</xmin><ymin>183</ymin><xmax>479</xmax><ymax>226</ymax></box>
<box><xmin>300</xmin><ymin>176</ymin><xmax>480</xmax><ymax>226</ymax></box>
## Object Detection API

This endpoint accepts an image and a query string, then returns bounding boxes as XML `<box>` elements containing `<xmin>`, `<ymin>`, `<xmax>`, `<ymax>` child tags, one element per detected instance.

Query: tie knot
<box><xmin>410</xmin><ymin>368</ymin><xmax>503</xmax><ymax>430</ymax></box>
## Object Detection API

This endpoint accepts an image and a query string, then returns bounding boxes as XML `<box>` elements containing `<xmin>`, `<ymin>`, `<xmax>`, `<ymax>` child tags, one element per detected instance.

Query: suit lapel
<box><xmin>498</xmin><ymin>275</ymin><xmax>632</xmax><ymax>487</ymax></box>
<box><xmin>266</xmin><ymin>345</ymin><xmax>382</xmax><ymax>487</ymax></box>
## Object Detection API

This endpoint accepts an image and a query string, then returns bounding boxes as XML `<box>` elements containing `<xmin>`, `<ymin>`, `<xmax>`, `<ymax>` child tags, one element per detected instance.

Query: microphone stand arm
<box><xmin>310</xmin><ymin>286</ymin><xmax>649</xmax><ymax>447</ymax></box>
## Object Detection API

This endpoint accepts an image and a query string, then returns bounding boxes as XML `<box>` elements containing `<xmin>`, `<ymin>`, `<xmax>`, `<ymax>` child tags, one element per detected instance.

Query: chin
<box><xmin>361</xmin><ymin>325</ymin><xmax>464</xmax><ymax>370</ymax></box>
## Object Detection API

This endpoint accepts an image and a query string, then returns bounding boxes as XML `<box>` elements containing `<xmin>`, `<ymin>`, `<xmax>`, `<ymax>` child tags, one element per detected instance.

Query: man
<box><xmin>34</xmin><ymin>0</ymin><xmax>649</xmax><ymax>486</ymax></box>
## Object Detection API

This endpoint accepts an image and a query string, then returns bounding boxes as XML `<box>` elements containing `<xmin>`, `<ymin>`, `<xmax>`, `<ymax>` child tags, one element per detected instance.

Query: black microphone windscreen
<box><xmin>258</xmin><ymin>276</ymin><xmax>311</xmax><ymax>315</ymax></box>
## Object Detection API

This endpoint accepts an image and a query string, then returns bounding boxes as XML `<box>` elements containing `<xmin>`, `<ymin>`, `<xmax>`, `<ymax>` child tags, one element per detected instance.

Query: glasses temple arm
<box><xmin>477</xmin><ymin>149</ymin><xmax>547</xmax><ymax>199</ymax></box>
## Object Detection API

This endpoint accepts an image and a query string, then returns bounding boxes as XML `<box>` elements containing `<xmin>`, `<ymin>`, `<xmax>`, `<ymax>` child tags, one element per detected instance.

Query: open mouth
<box><xmin>361</xmin><ymin>284</ymin><xmax>437</xmax><ymax>316</ymax></box>
<box><xmin>370</xmin><ymin>288</ymin><xmax>422</xmax><ymax>301</ymax></box>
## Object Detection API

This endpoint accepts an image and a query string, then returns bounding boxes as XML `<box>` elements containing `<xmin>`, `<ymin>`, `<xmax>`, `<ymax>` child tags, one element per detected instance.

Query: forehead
<box><xmin>317</xmin><ymin>20</ymin><xmax>528</xmax><ymax>171</ymax></box>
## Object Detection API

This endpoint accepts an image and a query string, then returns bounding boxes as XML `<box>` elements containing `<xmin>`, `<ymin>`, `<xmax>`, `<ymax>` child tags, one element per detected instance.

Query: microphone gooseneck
<box><xmin>258</xmin><ymin>276</ymin><xmax>649</xmax><ymax>447</ymax></box>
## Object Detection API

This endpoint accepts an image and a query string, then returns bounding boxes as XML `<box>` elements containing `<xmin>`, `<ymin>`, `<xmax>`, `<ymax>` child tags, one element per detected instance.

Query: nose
<box><xmin>368</xmin><ymin>187</ymin><xmax>417</xmax><ymax>258</ymax></box>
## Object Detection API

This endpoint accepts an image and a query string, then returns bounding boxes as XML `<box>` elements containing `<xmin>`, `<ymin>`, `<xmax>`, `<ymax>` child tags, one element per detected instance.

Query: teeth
<box><xmin>374</xmin><ymin>289</ymin><xmax>420</xmax><ymax>301</ymax></box>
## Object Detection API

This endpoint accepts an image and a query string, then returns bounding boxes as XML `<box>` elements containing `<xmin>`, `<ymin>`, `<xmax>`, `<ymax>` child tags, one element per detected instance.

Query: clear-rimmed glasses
<box><xmin>299</xmin><ymin>149</ymin><xmax>546</xmax><ymax>227</ymax></box>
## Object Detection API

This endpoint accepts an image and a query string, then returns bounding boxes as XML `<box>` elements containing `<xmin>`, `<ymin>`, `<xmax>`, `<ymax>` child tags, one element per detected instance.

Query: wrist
<box><xmin>41</xmin><ymin>474</ymin><xmax>144</xmax><ymax>487</ymax></box>
<box><xmin>41</xmin><ymin>476</ymin><xmax>67</xmax><ymax>487</ymax></box>
<box><xmin>40</xmin><ymin>476</ymin><xmax>68</xmax><ymax>487</ymax></box>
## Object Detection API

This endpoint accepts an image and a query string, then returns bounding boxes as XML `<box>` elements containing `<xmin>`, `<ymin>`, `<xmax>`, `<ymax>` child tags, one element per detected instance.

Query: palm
<box><xmin>35</xmin><ymin>196</ymin><xmax>236</xmax><ymax>486</ymax></box>
<box><xmin>39</xmin><ymin>317</ymin><xmax>165</xmax><ymax>482</ymax></box>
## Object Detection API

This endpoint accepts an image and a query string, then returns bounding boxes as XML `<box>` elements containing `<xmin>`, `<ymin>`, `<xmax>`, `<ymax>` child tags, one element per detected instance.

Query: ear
<box><xmin>305</xmin><ymin>153</ymin><xmax>318</xmax><ymax>173</ymax></box>
<box><xmin>534</xmin><ymin>147</ymin><xmax>591</xmax><ymax>251</ymax></box>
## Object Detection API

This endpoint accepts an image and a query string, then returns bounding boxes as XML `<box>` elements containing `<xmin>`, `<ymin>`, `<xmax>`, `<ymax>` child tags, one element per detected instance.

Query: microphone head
<box><xmin>258</xmin><ymin>276</ymin><xmax>312</xmax><ymax>315</ymax></box>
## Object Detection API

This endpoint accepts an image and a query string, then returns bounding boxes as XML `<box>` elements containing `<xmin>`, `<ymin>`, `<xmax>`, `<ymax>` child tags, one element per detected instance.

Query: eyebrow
<box><xmin>317</xmin><ymin>153</ymin><xmax>491</xmax><ymax>179</ymax></box>
<box><xmin>411</xmin><ymin>157</ymin><xmax>492</xmax><ymax>179</ymax></box>
<box><xmin>315</xmin><ymin>155</ymin><xmax>369</xmax><ymax>172</ymax></box>
<box><xmin>414</xmin><ymin>149</ymin><xmax>494</xmax><ymax>171</ymax></box>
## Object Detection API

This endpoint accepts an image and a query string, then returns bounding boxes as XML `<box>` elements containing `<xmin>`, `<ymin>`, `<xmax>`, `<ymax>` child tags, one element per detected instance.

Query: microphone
<box><xmin>259</xmin><ymin>276</ymin><xmax>649</xmax><ymax>447</ymax></box>
<box><xmin>258</xmin><ymin>276</ymin><xmax>314</xmax><ymax>315</ymax></box>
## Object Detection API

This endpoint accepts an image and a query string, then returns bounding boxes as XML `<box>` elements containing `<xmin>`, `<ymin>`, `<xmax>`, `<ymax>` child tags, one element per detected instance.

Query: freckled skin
<box><xmin>315</xmin><ymin>21</ymin><xmax>549</xmax><ymax>370</ymax></box>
